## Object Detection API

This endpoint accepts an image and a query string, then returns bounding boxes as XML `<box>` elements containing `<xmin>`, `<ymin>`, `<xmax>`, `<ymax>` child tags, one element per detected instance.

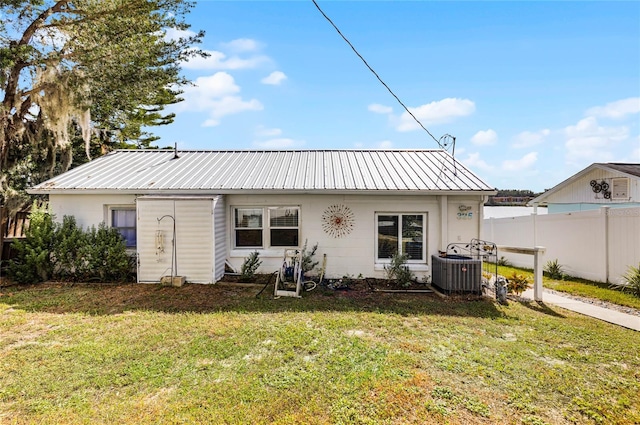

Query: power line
<box><xmin>311</xmin><ymin>0</ymin><xmax>444</xmax><ymax>149</ymax></box>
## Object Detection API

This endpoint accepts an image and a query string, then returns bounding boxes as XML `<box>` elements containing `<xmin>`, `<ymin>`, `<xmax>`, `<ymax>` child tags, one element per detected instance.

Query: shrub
<box><xmin>611</xmin><ymin>263</ymin><xmax>640</xmax><ymax>298</ymax></box>
<box><xmin>384</xmin><ymin>252</ymin><xmax>415</xmax><ymax>287</ymax></box>
<box><xmin>240</xmin><ymin>251</ymin><xmax>262</xmax><ymax>281</ymax></box>
<box><xmin>507</xmin><ymin>272</ymin><xmax>530</xmax><ymax>296</ymax></box>
<box><xmin>8</xmin><ymin>210</ymin><xmax>133</xmax><ymax>284</ymax></box>
<box><xmin>544</xmin><ymin>259</ymin><xmax>565</xmax><ymax>280</ymax></box>
<box><xmin>52</xmin><ymin>216</ymin><xmax>89</xmax><ymax>281</ymax></box>
<box><xmin>84</xmin><ymin>223</ymin><xmax>133</xmax><ymax>282</ymax></box>
<box><xmin>497</xmin><ymin>256</ymin><xmax>512</xmax><ymax>267</ymax></box>
<box><xmin>299</xmin><ymin>240</ymin><xmax>319</xmax><ymax>275</ymax></box>
<box><xmin>8</xmin><ymin>202</ymin><xmax>55</xmax><ymax>283</ymax></box>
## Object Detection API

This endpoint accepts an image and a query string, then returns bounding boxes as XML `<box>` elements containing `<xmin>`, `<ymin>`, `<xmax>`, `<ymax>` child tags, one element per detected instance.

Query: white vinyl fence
<box><xmin>482</xmin><ymin>206</ymin><xmax>640</xmax><ymax>284</ymax></box>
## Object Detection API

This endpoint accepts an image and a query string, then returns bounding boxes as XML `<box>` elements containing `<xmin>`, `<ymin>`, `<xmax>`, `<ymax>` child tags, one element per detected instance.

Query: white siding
<box><xmin>137</xmin><ymin>197</ymin><xmax>217</xmax><ymax>283</ymax></box>
<box><xmin>49</xmin><ymin>192</ymin><xmax>485</xmax><ymax>282</ymax></box>
<box><xmin>226</xmin><ymin>193</ymin><xmax>484</xmax><ymax>280</ymax></box>
<box><xmin>213</xmin><ymin>196</ymin><xmax>226</xmax><ymax>281</ymax></box>
<box><xmin>544</xmin><ymin>168</ymin><xmax>640</xmax><ymax>206</ymax></box>
<box><xmin>48</xmin><ymin>194</ymin><xmax>136</xmax><ymax>228</ymax></box>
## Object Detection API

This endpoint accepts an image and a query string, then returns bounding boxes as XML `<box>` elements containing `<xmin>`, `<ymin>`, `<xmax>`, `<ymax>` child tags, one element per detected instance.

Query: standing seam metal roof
<box><xmin>30</xmin><ymin>149</ymin><xmax>496</xmax><ymax>193</ymax></box>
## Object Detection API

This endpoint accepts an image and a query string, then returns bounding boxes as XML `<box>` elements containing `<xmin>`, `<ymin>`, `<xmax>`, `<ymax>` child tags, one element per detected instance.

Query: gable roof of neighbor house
<box><xmin>29</xmin><ymin>149</ymin><xmax>496</xmax><ymax>195</ymax></box>
<box><xmin>529</xmin><ymin>162</ymin><xmax>640</xmax><ymax>205</ymax></box>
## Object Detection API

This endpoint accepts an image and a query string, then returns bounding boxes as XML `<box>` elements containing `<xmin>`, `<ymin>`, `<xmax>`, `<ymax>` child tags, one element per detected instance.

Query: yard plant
<box><xmin>1</xmin><ymin>282</ymin><xmax>638</xmax><ymax>424</ymax></box>
<box><xmin>9</xmin><ymin>208</ymin><xmax>133</xmax><ymax>284</ymax></box>
<box><xmin>611</xmin><ymin>263</ymin><xmax>640</xmax><ymax>298</ymax></box>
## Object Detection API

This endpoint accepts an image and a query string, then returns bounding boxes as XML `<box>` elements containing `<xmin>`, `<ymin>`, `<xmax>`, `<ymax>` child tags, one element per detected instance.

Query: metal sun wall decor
<box><xmin>322</xmin><ymin>204</ymin><xmax>354</xmax><ymax>238</ymax></box>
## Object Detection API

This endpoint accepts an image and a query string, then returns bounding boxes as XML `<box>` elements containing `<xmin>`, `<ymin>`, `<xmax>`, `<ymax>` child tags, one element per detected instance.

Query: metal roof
<box><xmin>29</xmin><ymin>149</ymin><xmax>496</xmax><ymax>194</ymax></box>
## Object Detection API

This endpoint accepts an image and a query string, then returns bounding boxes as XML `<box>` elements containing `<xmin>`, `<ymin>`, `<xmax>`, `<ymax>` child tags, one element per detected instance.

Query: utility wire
<box><xmin>311</xmin><ymin>0</ymin><xmax>443</xmax><ymax>149</ymax></box>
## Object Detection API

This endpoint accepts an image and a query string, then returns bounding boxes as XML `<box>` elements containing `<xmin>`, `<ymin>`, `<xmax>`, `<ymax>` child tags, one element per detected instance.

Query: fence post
<box><xmin>601</xmin><ymin>206</ymin><xmax>610</xmax><ymax>283</ymax></box>
<box><xmin>533</xmin><ymin>246</ymin><xmax>545</xmax><ymax>302</ymax></box>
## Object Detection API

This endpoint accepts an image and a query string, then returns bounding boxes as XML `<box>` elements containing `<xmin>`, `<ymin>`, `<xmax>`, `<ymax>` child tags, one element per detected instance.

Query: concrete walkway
<box><xmin>520</xmin><ymin>288</ymin><xmax>640</xmax><ymax>331</ymax></box>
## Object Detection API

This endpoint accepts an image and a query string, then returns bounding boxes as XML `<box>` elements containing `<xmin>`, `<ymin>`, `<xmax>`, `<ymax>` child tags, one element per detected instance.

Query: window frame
<box><xmin>232</xmin><ymin>206</ymin><xmax>301</xmax><ymax>249</ymax></box>
<box><xmin>234</xmin><ymin>207</ymin><xmax>264</xmax><ymax>249</ymax></box>
<box><xmin>375</xmin><ymin>212</ymin><xmax>427</xmax><ymax>263</ymax></box>
<box><xmin>109</xmin><ymin>206</ymin><xmax>137</xmax><ymax>249</ymax></box>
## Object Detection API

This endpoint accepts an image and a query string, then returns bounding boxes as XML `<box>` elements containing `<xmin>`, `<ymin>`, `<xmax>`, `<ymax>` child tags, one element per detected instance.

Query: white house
<box><xmin>29</xmin><ymin>149</ymin><xmax>496</xmax><ymax>284</ymax></box>
<box><xmin>529</xmin><ymin>163</ymin><xmax>640</xmax><ymax>214</ymax></box>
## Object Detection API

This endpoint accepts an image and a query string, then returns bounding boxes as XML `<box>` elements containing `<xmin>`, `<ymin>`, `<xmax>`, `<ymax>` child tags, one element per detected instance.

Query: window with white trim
<box><xmin>376</xmin><ymin>213</ymin><xmax>426</xmax><ymax>261</ymax></box>
<box><xmin>234</xmin><ymin>208</ymin><xmax>263</xmax><ymax>248</ymax></box>
<box><xmin>233</xmin><ymin>206</ymin><xmax>300</xmax><ymax>248</ymax></box>
<box><xmin>111</xmin><ymin>208</ymin><xmax>136</xmax><ymax>248</ymax></box>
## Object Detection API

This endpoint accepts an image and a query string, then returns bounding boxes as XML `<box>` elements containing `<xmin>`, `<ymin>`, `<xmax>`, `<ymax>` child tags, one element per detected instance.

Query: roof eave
<box><xmin>28</xmin><ymin>188</ymin><xmax>497</xmax><ymax>196</ymax></box>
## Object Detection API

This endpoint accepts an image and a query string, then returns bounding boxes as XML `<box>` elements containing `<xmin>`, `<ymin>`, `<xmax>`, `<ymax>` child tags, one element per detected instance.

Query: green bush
<box><xmin>611</xmin><ymin>263</ymin><xmax>640</xmax><ymax>298</ymax></box>
<box><xmin>52</xmin><ymin>216</ymin><xmax>90</xmax><ymax>281</ymax></box>
<box><xmin>8</xmin><ymin>202</ymin><xmax>55</xmax><ymax>283</ymax></box>
<box><xmin>544</xmin><ymin>259</ymin><xmax>565</xmax><ymax>280</ymax></box>
<box><xmin>240</xmin><ymin>251</ymin><xmax>262</xmax><ymax>282</ymax></box>
<box><xmin>84</xmin><ymin>223</ymin><xmax>133</xmax><ymax>282</ymax></box>
<box><xmin>9</xmin><ymin>210</ymin><xmax>133</xmax><ymax>284</ymax></box>
<box><xmin>384</xmin><ymin>252</ymin><xmax>415</xmax><ymax>287</ymax></box>
<box><xmin>299</xmin><ymin>240</ymin><xmax>319</xmax><ymax>275</ymax></box>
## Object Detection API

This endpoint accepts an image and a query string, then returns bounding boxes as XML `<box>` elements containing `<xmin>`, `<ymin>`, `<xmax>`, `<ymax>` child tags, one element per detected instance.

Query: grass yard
<box><xmin>1</xmin><ymin>282</ymin><xmax>639</xmax><ymax>424</ymax></box>
<box><xmin>497</xmin><ymin>265</ymin><xmax>640</xmax><ymax>311</ymax></box>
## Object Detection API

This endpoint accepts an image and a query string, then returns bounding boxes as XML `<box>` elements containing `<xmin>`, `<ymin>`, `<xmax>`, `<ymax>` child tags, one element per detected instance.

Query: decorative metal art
<box><xmin>590</xmin><ymin>179</ymin><xmax>611</xmax><ymax>199</ymax></box>
<box><xmin>321</xmin><ymin>204</ymin><xmax>354</xmax><ymax>238</ymax></box>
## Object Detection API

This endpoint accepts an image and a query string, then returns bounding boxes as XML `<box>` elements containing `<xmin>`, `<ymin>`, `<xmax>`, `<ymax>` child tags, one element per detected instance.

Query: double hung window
<box><xmin>111</xmin><ymin>208</ymin><xmax>137</xmax><ymax>248</ymax></box>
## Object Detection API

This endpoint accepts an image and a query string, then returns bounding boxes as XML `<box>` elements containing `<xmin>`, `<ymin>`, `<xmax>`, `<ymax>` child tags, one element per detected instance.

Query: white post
<box><xmin>534</xmin><ymin>246</ymin><xmax>545</xmax><ymax>302</ymax></box>
<box><xmin>601</xmin><ymin>206</ymin><xmax>610</xmax><ymax>284</ymax></box>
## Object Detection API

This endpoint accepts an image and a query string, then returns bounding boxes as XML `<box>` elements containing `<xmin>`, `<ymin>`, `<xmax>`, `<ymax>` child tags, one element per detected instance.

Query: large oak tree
<box><xmin>0</xmin><ymin>0</ymin><xmax>204</xmax><ymax>208</ymax></box>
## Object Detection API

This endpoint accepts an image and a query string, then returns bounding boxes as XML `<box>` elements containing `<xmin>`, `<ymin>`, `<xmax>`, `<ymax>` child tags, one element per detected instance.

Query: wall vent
<box><xmin>611</xmin><ymin>178</ymin><xmax>629</xmax><ymax>200</ymax></box>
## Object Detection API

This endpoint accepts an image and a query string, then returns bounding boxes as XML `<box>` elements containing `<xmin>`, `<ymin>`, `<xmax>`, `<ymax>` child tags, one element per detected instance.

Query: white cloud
<box><xmin>396</xmin><ymin>98</ymin><xmax>475</xmax><ymax>132</ymax></box>
<box><xmin>471</xmin><ymin>129</ymin><xmax>497</xmax><ymax>146</ymax></box>
<box><xmin>178</xmin><ymin>72</ymin><xmax>240</xmax><ymax>111</ymax></box>
<box><xmin>176</xmin><ymin>72</ymin><xmax>263</xmax><ymax>126</ymax></box>
<box><xmin>462</xmin><ymin>152</ymin><xmax>493</xmax><ymax>172</ymax></box>
<box><xmin>201</xmin><ymin>97</ymin><xmax>263</xmax><ymax>127</ymax></box>
<box><xmin>368</xmin><ymin>103</ymin><xmax>393</xmax><ymax>114</ymax></box>
<box><xmin>221</xmin><ymin>38</ymin><xmax>260</xmax><ymax>52</ymax></box>
<box><xmin>502</xmin><ymin>152</ymin><xmax>538</xmax><ymax>172</ymax></box>
<box><xmin>261</xmin><ymin>71</ymin><xmax>287</xmax><ymax>85</ymax></box>
<box><xmin>512</xmin><ymin>129</ymin><xmax>550</xmax><ymax>148</ymax></box>
<box><xmin>564</xmin><ymin>117</ymin><xmax>628</xmax><ymax>163</ymax></box>
<box><xmin>255</xmin><ymin>126</ymin><xmax>283</xmax><ymax>137</ymax></box>
<box><xmin>586</xmin><ymin>97</ymin><xmax>640</xmax><ymax>120</ymax></box>
<box><xmin>164</xmin><ymin>27</ymin><xmax>196</xmax><ymax>41</ymax></box>
<box><xmin>253</xmin><ymin>138</ymin><xmax>305</xmax><ymax>149</ymax></box>
<box><xmin>182</xmin><ymin>49</ymin><xmax>270</xmax><ymax>70</ymax></box>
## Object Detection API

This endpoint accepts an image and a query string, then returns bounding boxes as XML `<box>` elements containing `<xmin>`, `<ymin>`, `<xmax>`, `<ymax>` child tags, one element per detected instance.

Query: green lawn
<box><xmin>497</xmin><ymin>265</ymin><xmax>640</xmax><ymax>310</ymax></box>
<box><xmin>1</xmin><ymin>282</ymin><xmax>639</xmax><ymax>424</ymax></box>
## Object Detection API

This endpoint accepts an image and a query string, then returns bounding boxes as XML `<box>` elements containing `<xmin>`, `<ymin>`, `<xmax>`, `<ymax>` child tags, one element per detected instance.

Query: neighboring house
<box><xmin>29</xmin><ymin>149</ymin><xmax>496</xmax><ymax>284</ymax></box>
<box><xmin>529</xmin><ymin>163</ymin><xmax>640</xmax><ymax>214</ymax></box>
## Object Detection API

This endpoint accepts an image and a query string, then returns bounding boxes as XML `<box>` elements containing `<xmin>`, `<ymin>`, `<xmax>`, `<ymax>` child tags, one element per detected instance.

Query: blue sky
<box><xmin>155</xmin><ymin>1</ymin><xmax>640</xmax><ymax>192</ymax></box>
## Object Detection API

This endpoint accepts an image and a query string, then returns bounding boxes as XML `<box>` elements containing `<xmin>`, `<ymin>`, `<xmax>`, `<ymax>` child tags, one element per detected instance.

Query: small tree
<box><xmin>385</xmin><ymin>252</ymin><xmax>415</xmax><ymax>287</ymax></box>
<box><xmin>8</xmin><ymin>202</ymin><xmax>55</xmax><ymax>283</ymax></box>
<box><xmin>240</xmin><ymin>251</ymin><xmax>262</xmax><ymax>282</ymax></box>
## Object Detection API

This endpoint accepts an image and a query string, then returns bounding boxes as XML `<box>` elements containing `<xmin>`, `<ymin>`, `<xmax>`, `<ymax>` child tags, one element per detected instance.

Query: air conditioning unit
<box><xmin>431</xmin><ymin>255</ymin><xmax>482</xmax><ymax>294</ymax></box>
